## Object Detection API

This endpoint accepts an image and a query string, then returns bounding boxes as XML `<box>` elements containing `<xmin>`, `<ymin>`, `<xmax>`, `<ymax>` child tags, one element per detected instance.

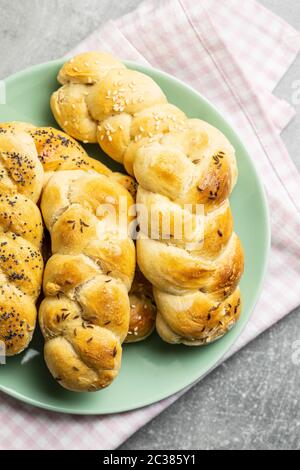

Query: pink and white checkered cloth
<box><xmin>1</xmin><ymin>0</ymin><xmax>300</xmax><ymax>450</ymax></box>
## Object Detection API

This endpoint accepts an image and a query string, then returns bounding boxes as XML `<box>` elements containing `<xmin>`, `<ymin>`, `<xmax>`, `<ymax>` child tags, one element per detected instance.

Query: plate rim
<box><xmin>0</xmin><ymin>58</ymin><xmax>271</xmax><ymax>415</ymax></box>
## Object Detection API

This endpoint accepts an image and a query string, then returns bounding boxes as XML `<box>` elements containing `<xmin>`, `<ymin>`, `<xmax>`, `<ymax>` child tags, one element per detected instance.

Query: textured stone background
<box><xmin>0</xmin><ymin>0</ymin><xmax>299</xmax><ymax>450</ymax></box>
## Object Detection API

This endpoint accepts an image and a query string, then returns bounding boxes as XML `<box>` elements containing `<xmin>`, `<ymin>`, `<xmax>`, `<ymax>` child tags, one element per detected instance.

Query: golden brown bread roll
<box><xmin>0</xmin><ymin>129</ymin><xmax>44</xmax><ymax>355</ymax></box>
<box><xmin>39</xmin><ymin>169</ymin><xmax>136</xmax><ymax>391</ymax></box>
<box><xmin>52</xmin><ymin>52</ymin><xmax>244</xmax><ymax>345</ymax></box>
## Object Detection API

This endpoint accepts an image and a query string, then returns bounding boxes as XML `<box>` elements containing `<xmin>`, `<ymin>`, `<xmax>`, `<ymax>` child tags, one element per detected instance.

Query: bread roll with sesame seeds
<box><xmin>0</xmin><ymin>130</ymin><xmax>44</xmax><ymax>356</ymax></box>
<box><xmin>52</xmin><ymin>52</ymin><xmax>244</xmax><ymax>346</ymax></box>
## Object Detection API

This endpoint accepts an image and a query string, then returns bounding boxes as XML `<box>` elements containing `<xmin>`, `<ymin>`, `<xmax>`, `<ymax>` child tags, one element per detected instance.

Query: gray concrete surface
<box><xmin>0</xmin><ymin>0</ymin><xmax>299</xmax><ymax>450</ymax></box>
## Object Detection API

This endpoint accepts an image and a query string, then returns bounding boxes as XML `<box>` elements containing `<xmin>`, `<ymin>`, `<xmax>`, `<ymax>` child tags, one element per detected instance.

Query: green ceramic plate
<box><xmin>0</xmin><ymin>60</ymin><xmax>270</xmax><ymax>414</ymax></box>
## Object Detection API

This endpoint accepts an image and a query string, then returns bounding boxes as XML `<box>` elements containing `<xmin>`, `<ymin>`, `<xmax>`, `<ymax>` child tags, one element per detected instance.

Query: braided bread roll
<box><xmin>0</xmin><ymin>122</ymin><xmax>156</xmax><ymax>344</ymax></box>
<box><xmin>39</xmin><ymin>169</ymin><xmax>136</xmax><ymax>391</ymax></box>
<box><xmin>0</xmin><ymin>129</ymin><xmax>44</xmax><ymax>355</ymax></box>
<box><xmin>52</xmin><ymin>52</ymin><xmax>244</xmax><ymax>346</ymax></box>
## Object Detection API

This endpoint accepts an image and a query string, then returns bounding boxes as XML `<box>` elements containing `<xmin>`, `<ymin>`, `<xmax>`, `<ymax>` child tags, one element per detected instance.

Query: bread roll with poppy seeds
<box><xmin>0</xmin><ymin>130</ymin><xmax>44</xmax><ymax>355</ymax></box>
